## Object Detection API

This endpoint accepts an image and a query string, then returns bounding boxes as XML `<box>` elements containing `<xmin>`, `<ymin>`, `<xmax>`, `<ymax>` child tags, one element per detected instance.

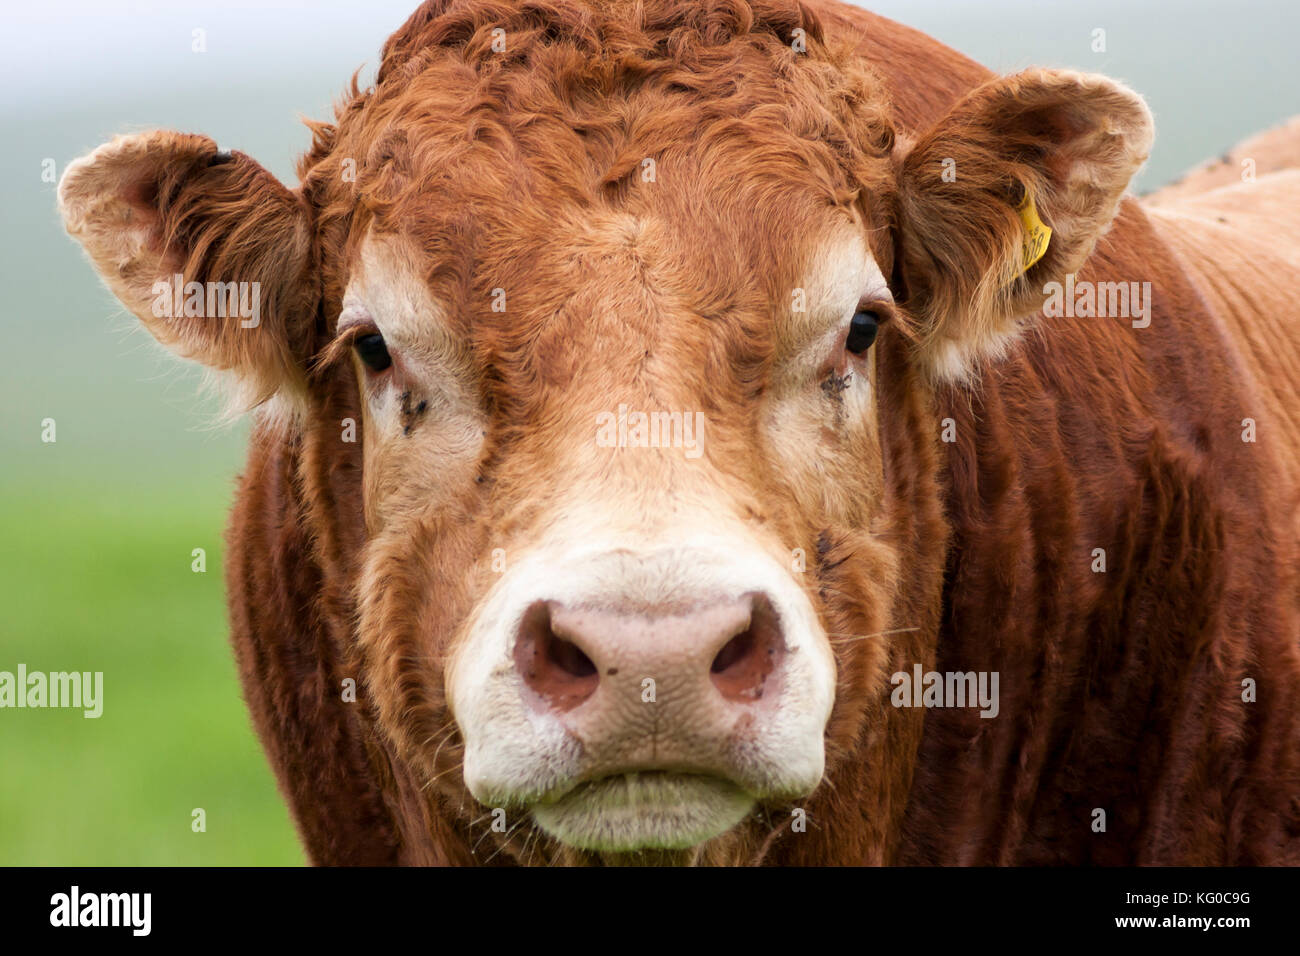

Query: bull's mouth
<box><xmin>529</xmin><ymin>771</ymin><xmax>754</xmax><ymax>852</ymax></box>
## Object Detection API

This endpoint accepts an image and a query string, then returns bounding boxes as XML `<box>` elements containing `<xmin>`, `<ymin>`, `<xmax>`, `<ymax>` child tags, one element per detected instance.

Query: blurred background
<box><xmin>1</xmin><ymin>0</ymin><xmax>1295</xmax><ymax>865</ymax></box>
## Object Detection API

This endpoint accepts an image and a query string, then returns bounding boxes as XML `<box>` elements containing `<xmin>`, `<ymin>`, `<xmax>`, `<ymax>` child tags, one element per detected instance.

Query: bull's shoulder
<box><xmin>225</xmin><ymin>425</ymin><xmax>404</xmax><ymax>865</ymax></box>
<box><xmin>918</xmin><ymin>195</ymin><xmax>1300</xmax><ymax>863</ymax></box>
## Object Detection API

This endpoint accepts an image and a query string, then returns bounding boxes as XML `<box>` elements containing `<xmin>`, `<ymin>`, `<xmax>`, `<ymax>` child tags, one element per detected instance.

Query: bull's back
<box><xmin>1146</xmin><ymin>116</ymin><xmax>1300</xmax><ymax>206</ymax></box>
<box><xmin>1145</xmin><ymin>170</ymin><xmax>1300</xmax><ymax>499</ymax></box>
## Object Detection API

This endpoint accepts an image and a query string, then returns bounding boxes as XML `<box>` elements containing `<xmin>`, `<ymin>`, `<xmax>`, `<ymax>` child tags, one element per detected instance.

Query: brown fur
<box><xmin>58</xmin><ymin>0</ymin><xmax>1300</xmax><ymax>865</ymax></box>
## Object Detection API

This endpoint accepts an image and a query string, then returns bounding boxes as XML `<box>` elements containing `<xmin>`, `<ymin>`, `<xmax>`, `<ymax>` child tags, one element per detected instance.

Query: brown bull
<box><xmin>58</xmin><ymin>0</ymin><xmax>1300</xmax><ymax>865</ymax></box>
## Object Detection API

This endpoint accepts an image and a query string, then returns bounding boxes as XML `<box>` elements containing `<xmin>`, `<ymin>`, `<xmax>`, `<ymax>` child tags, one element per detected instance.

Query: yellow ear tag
<box><xmin>1013</xmin><ymin>188</ymin><xmax>1052</xmax><ymax>278</ymax></box>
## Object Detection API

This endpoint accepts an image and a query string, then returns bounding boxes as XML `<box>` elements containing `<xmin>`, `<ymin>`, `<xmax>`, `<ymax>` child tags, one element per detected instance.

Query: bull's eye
<box><xmin>845</xmin><ymin>310</ymin><xmax>880</xmax><ymax>354</ymax></box>
<box><xmin>354</xmin><ymin>332</ymin><xmax>392</xmax><ymax>372</ymax></box>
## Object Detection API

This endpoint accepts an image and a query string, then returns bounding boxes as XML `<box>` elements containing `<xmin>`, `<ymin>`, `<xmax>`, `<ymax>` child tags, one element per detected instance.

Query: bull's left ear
<box><xmin>893</xmin><ymin>69</ymin><xmax>1153</xmax><ymax>383</ymax></box>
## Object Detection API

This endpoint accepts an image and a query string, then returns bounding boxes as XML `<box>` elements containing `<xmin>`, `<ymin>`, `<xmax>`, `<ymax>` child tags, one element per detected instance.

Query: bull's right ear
<box><xmin>58</xmin><ymin>130</ymin><xmax>317</xmax><ymax>410</ymax></box>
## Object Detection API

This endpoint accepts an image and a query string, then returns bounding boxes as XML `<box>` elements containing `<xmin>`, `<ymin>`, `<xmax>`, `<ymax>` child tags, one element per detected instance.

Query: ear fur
<box><xmin>59</xmin><ymin>130</ymin><xmax>318</xmax><ymax>410</ymax></box>
<box><xmin>894</xmin><ymin>69</ymin><xmax>1154</xmax><ymax>382</ymax></box>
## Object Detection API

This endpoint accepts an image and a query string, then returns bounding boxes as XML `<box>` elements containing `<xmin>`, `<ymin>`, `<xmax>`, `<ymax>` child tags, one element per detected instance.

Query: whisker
<box><xmin>416</xmin><ymin>720</ymin><xmax>457</xmax><ymax>753</ymax></box>
<box><xmin>421</xmin><ymin>756</ymin><xmax>472</xmax><ymax>792</ymax></box>
<box><xmin>520</xmin><ymin>826</ymin><xmax>540</xmax><ymax>867</ymax></box>
<box><xmin>483</xmin><ymin>819</ymin><xmax>530</xmax><ymax>865</ymax></box>
<box><xmin>827</xmin><ymin>626</ymin><xmax>921</xmax><ymax>643</ymax></box>
<box><xmin>428</xmin><ymin>721</ymin><xmax>461</xmax><ymax>765</ymax></box>
<box><xmin>471</xmin><ymin>820</ymin><xmax>499</xmax><ymax>856</ymax></box>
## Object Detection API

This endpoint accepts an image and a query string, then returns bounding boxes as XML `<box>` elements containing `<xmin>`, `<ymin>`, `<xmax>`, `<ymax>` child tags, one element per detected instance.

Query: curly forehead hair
<box><xmin>297</xmin><ymin>0</ymin><xmax>896</xmax><ymax>235</ymax></box>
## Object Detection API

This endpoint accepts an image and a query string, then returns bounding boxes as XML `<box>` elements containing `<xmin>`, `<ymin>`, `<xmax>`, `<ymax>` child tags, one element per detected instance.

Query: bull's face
<box><xmin>325</xmin><ymin>22</ymin><xmax>907</xmax><ymax>859</ymax></box>
<box><xmin>343</xmin><ymin>160</ymin><xmax>893</xmax><ymax>854</ymax></box>
<box><xmin>59</xmin><ymin>2</ymin><xmax>1152</xmax><ymax>863</ymax></box>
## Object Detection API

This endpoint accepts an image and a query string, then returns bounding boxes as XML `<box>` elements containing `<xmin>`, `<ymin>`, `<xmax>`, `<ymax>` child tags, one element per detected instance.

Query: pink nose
<box><xmin>512</xmin><ymin>594</ymin><xmax>785</xmax><ymax>722</ymax></box>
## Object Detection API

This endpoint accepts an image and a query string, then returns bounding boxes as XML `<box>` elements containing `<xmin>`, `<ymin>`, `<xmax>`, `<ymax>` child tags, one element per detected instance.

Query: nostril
<box><xmin>549</xmin><ymin>632</ymin><xmax>597</xmax><ymax>679</ymax></box>
<box><xmin>711</xmin><ymin>629</ymin><xmax>755</xmax><ymax>675</ymax></box>
<box><xmin>710</xmin><ymin>594</ymin><xmax>784</xmax><ymax>702</ymax></box>
<box><xmin>514</xmin><ymin>601</ymin><xmax>600</xmax><ymax>712</ymax></box>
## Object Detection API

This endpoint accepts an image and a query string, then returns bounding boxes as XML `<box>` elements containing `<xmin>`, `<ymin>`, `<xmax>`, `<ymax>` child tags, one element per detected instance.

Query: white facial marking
<box><xmin>448</xmin><ymin>514</ymin><xmax>837</xmax><ymax>842</ymax></box>
<box><xmin>345</xmin><ymin>232</ymin><xmax>486</xmax><ymax>528</ymax></box>
<box><xmin>777</xmin><ymin>230</ymin><xmax>892</xmax><ymax>391</ymax></box>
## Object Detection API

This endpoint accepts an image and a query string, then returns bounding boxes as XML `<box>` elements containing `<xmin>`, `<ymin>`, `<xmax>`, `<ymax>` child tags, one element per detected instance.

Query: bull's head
<box><xmin>59</xmin><ymin>1</ymin><xmax>1151</xmax><ymax>863</ymax></box>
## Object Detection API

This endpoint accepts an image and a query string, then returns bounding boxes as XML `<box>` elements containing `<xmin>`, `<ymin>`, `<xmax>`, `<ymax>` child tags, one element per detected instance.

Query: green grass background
<box><xmin>0</xmin><ymin>468</ymin><xmax>304</xmax><ymax>865</ymax></box>
<box><xmin>1</xmin><ymin>0</ymin><xmax>1295</xmax><ymax>866</ymax></box>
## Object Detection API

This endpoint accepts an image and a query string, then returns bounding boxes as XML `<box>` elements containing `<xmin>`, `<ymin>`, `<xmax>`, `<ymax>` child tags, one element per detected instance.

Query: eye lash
<box><xmin>317</xmin><ymin>321</ymin><xmax>380</xmax><ymax>372</ymax></box>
